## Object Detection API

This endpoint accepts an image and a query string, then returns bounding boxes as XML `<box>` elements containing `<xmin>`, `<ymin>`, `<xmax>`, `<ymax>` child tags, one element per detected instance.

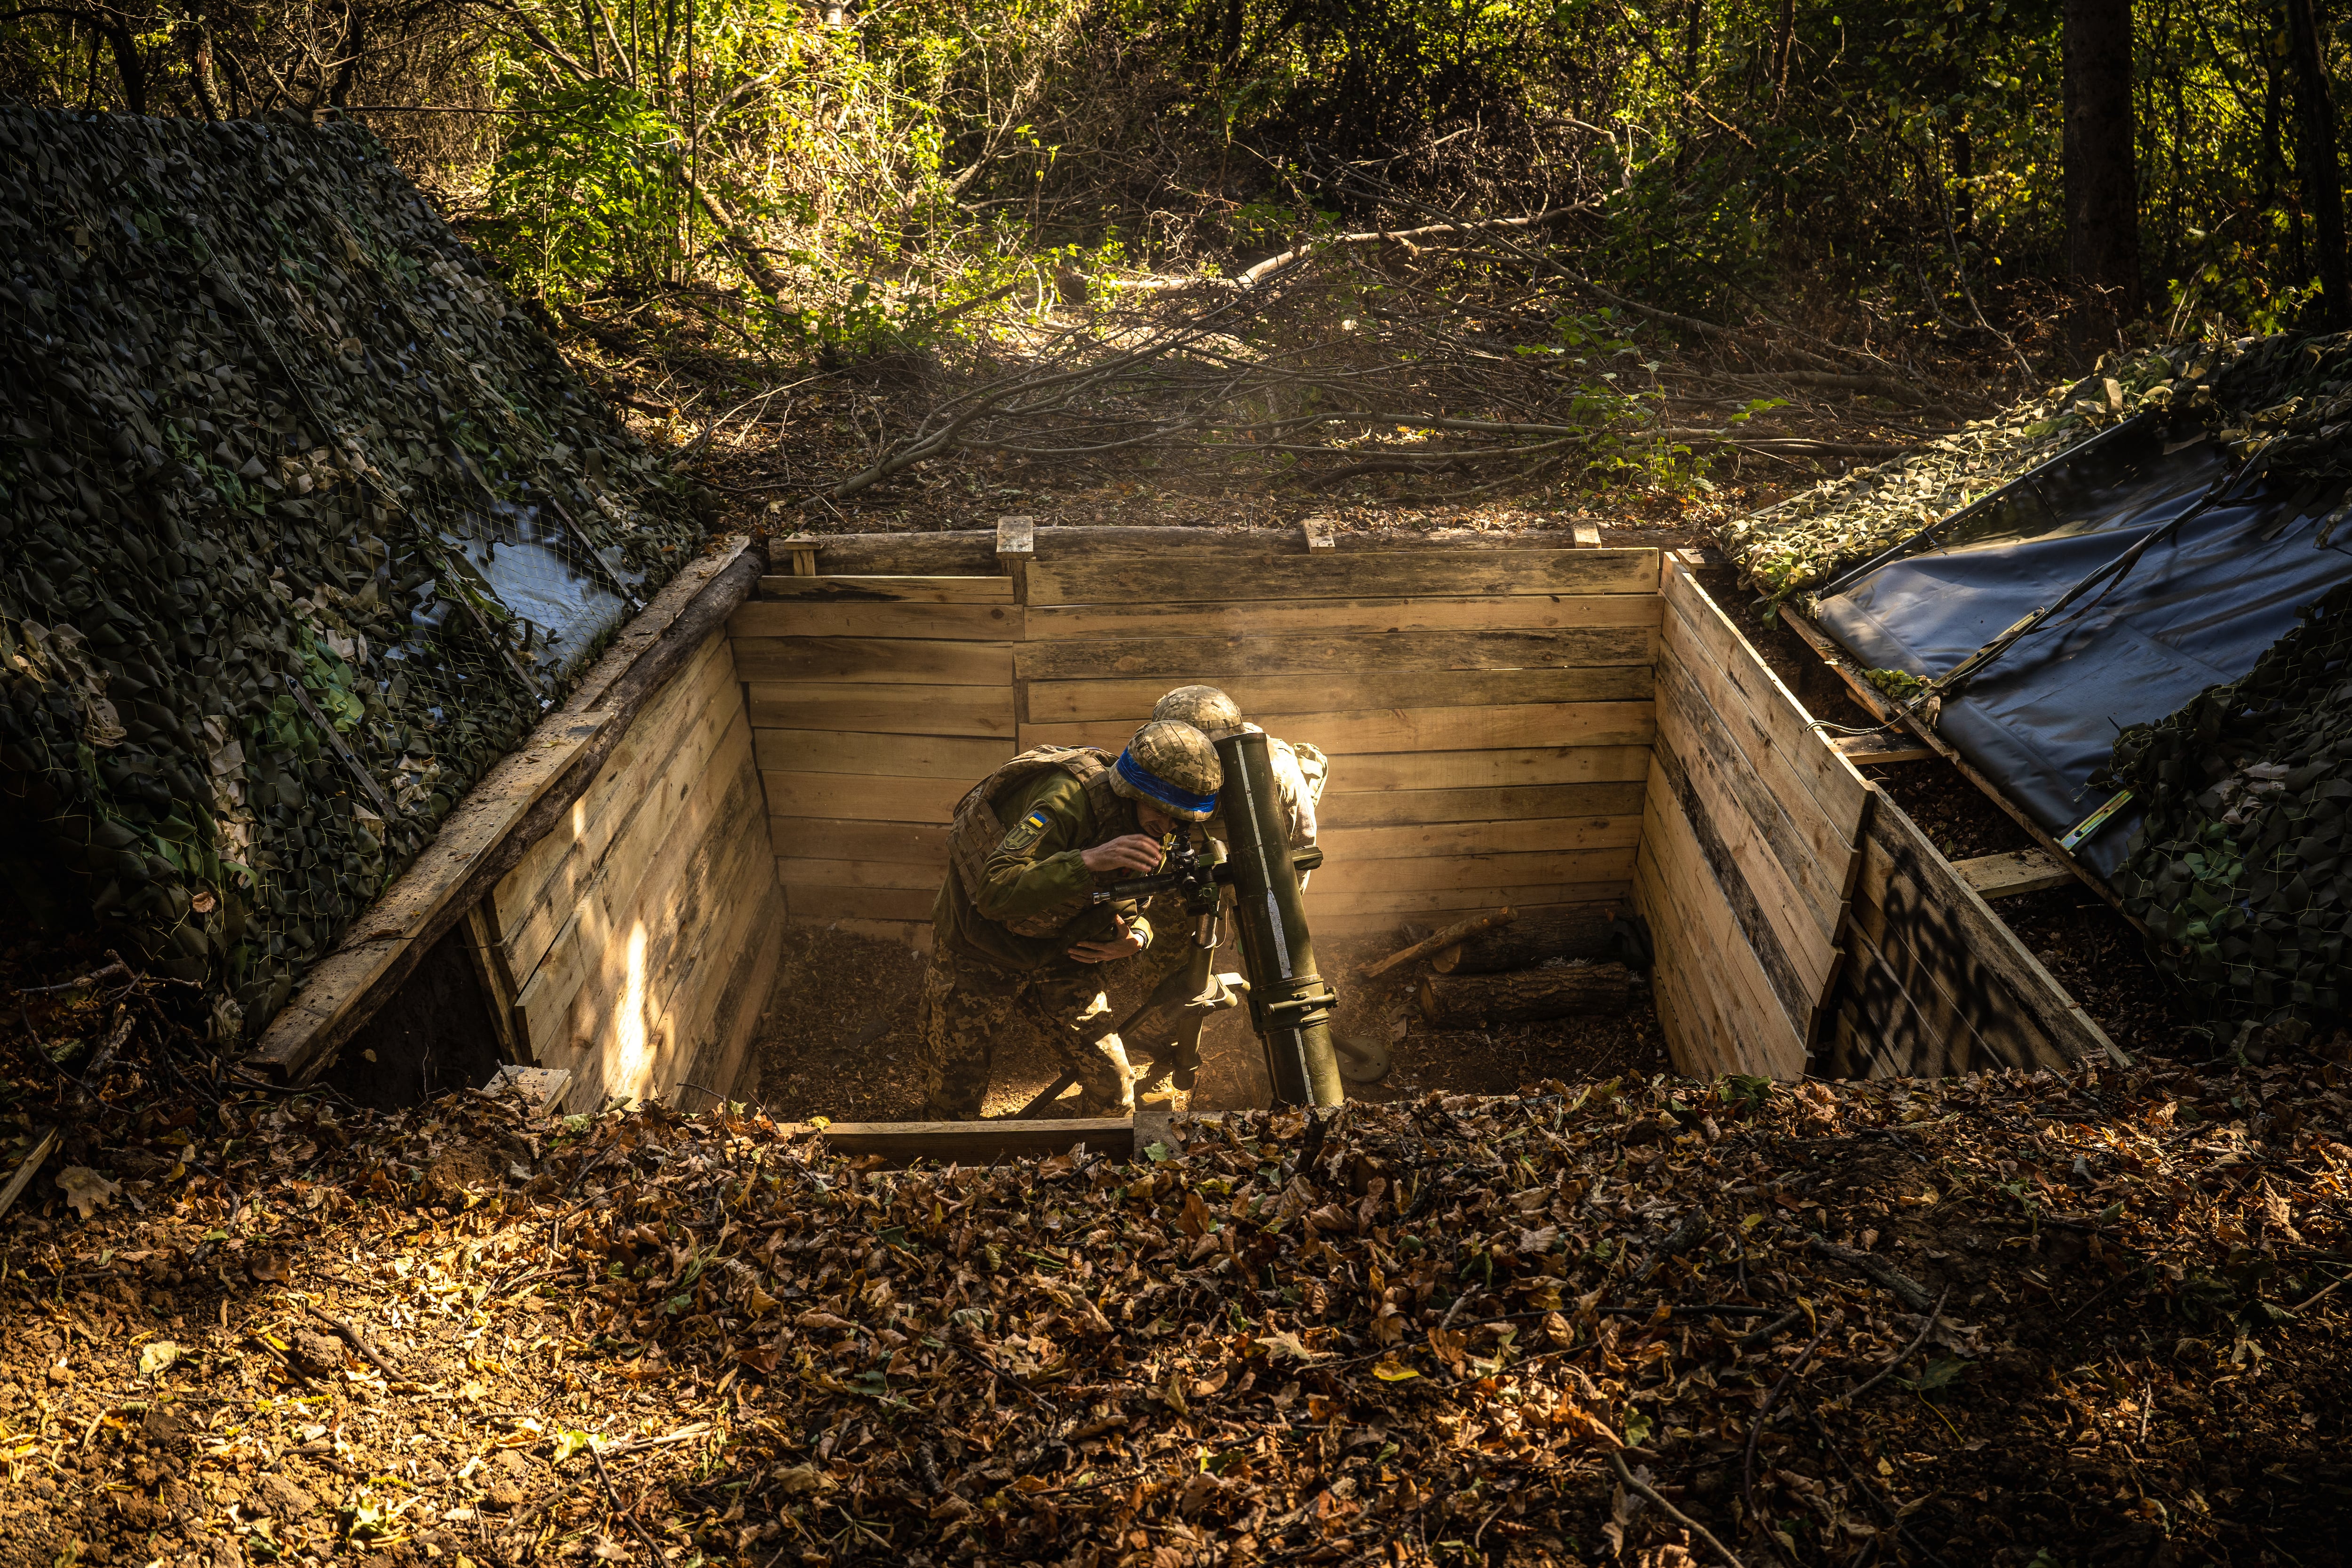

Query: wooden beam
<box><xmin>1774</xmin><ymin>604</ymin><xmax>2131</xmax><ymax>923</ymax></box>
<box><xmin>728</xmin><ymin>601</ymin><xmax>1024</xmax><ymax>640</ymax></box>
<box><xmin>1015</xmin><ymin>628</ymin><xmax>1658</xmax><ymax>682</ymax></box>
<box><xmin>756</xmin><ymin>574</ymin><xmax>1013</xmax><ymax>604</ymax></box>
<box><xmin>1952</xmin><ymin>847</ymin><xmax>2075</xmax><ymax>900</ymax></box>
<box><xmin>1027</xmin><ymin>548</ymin><xmax>1660</xmax><ymax>606</ymax></box>
<box><xmin>1023</xmin><ymin>593</ymin><xmax>1660</xmax><ymax>640</ymax></box>
<box><xmin>997</xmin><ymin>515</ymin><xmax>1037</xmax><ymax>557</ymax></box>
<box><xmin>249</xmin><ymin>710</ymin><xmax>610</xmax><ymax>1077</ymax></box>
<box><xmin>246</xmin><ymin>538</ymin><xmax>763</xmax><ymax>1082</ymax></box>
<box><xmin>1300</xmin><ymin>514</ymin><xmax>1336</xmax><ymax>549</ymax></box>
<box><xmin>782</xmin><ymin>1116</ymin><xmax>1134</xmax><ymax>1164</ymax></box>
<box><xmin>1832</xmin><ymin>732</ymin><xmax>1936</xmax><ymax>765</ymax></box>
<box><xmin>1025</xmin><ymin>667</ymin><xmax>1653</xmax><ymax>721</ymax></box>
<box><xmin>747</xmin><ymin>680</ymin><xmax>1016</xmax><ymax>739</ymax></box>
<box><xmin>1017</xmin><ymin>701</ymin><xmax>1656</xmax><ymax>757</ymax></box>
<box><xmin>732</xmin><ymin>636</ymin><xmax>1016</xmax><ymax>686</ymax></box>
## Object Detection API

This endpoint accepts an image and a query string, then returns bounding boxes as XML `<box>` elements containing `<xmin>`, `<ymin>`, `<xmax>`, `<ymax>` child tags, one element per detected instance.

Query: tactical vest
<box><xmin>948</xmin><ymin>746</ymin><xmax>1136</xmax><ymax>937</ymax></box>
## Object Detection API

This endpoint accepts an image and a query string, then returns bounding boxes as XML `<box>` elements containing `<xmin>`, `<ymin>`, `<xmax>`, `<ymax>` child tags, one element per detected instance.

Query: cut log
<box><xmin>1418</xmin><ymin>962</ymin><xmax>1633</xmax><ymax>1026</ymax></box>
<box><xmin>1361</xmin><ymin>907</ymin><xmax>1515</xmax><ymax>980</ymax></box>
<box><xmin>1432</xmin><ymin>906</ymin><xmax>1617</xmax><ymax>974</ymax></box>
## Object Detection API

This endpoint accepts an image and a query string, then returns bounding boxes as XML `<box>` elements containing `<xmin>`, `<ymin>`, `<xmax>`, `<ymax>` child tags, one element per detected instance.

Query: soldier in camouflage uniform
<box><xmin>918</xmin><ymin>720</ymin><xmax>1224</xmax><ymax>1119</ymax></box>
<box><xmin>1151</xmin><ymin>685</ymin><xmax>1328</xmax><ymax>865</ymax></box>
<box><xmin>1115</xmin><ymin>686</ymin><xmax>1332</xmax><ymax>1092</ymax></box>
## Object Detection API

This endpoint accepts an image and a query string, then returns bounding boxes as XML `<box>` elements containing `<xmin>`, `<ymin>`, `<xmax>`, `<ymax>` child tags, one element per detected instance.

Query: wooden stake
<box><xmin>0</xmin><ymin>1126</ymin><xmax>60</xmax><ymax>1220</ymax></box>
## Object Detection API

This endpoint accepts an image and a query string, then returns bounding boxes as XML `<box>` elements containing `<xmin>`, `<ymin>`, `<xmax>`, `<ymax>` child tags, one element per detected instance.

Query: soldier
<box><xmin>1151</xmin><ymin>685</ymin><xmax>1328</xmax><ymax>862</ymax></box>
<box><xmin>1109</xmin><ymin>685</ymin><xmax>1332</xmax><ymax>1096</ymax></box>
<box><xmin>918</xmin><ymin>719</ymin><xmax>1224</xmax><ymax>1119</ymax></box>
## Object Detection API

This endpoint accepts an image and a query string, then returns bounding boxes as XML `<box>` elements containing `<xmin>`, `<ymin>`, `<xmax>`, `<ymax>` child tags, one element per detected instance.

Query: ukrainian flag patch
<box><xmin>1002</xmin><ymin>809</ymin><xmax>1051</xmax><ymax>852</ymax></box>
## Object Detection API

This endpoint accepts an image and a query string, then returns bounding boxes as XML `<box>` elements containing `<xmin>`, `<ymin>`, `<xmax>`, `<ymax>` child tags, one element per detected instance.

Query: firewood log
<box><xmin>1417</xmin><ymin>962</ymin><xmax>1632</xmax><ymax>1026</ymax></box>
<box><xmin>1430</xmin><ymin>907</ymin><xmax>1616</xmax><ymax>974</ymax></box>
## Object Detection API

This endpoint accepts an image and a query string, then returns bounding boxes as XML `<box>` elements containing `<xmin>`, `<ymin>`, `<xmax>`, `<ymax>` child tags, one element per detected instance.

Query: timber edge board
<box><xmin>772</xmin><ymin>525</ymin><xmax>1688</xmax><ymax>568</ymax></box>
<box><xmin>245</xmin><ymin>538</ymin><xmax>763</xmax><ymax>1082</ymax></box>
<box><xmin>1772</xmin><ymin>600</ymin><xmax>2133</xmax><ymax>925</ymax></box>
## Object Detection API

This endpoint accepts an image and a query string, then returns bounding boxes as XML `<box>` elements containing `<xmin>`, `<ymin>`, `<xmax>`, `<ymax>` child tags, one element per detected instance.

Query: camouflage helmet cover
<box><xmin>1152</xmin><ymin>684</ymin><xmax>1245</xmax><ymax>738</ymax></box>
<box><xmin>1108</xmin><ymin>719</ymin><xmax>1224</xmax><ymax>820</ymax></box>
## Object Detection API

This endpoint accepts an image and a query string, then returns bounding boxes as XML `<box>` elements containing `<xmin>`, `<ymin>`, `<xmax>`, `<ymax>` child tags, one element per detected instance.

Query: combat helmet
<box><xmin>1108</xmin><ymin>720</ymin><xmax>1223</xmax><ymax>821</ymax></box>
<box><xmin>1153</xmin><ymin>685</ymin><xmax>1245</xmax><ymax>739</ymax></box>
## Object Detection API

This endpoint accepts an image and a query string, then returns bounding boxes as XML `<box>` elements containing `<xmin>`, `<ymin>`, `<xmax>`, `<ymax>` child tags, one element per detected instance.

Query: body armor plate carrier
<box><xmin>948</xmin><ymin>746</ymin><xmax>1136</xmax><ymax>938</ymax></box>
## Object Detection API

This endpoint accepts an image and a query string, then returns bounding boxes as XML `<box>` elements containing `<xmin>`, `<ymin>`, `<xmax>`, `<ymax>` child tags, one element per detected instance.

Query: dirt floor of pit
<box><xmin>746</xmin><ymin>923</ymin><xmax>1668</xmax><ymax>1121</ymax></box>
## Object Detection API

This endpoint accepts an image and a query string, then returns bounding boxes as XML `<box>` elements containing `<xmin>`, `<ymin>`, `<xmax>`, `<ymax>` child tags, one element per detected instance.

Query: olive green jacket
<box><xmin>933</xmin><ymin>772</ymin><xmax>1159</xmax><ymax>972</ymax></box>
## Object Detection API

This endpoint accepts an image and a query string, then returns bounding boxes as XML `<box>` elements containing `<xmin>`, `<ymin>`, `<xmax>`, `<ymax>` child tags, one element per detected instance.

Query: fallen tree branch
<box><xmin>1109</xmin><ymin>207</ymin><xmax>1587</xmax><ymax>292</ymax></box>
<box><xmin>1835</xmin><ymin>1285</ymin><xmax>1949</xmax><ymax>1406</ymax></box>
<box><xmin>1608</xmin><ymin>1449</ymin><xmax>1746</xmax><ymax>1568</ymax></box>
<box><xmin>1363</xmin><ymin>908</ymin><xmax>1516</xmax><ymax>980</ymax></box>
<box><xmin>1807</xmin><ymin>1236</ymin><xmax>1939</xmax><ymax>1313</ymax></box>
<box><xmin>305</xmin><ymin>1300</ymin><xmax>402</xmax><ymax>1379</ymax></box>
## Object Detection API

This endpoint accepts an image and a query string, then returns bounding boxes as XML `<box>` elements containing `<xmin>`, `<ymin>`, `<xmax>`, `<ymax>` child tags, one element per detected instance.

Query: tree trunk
<box><xmin>1771</xmin><ymin>0</ymin><xmax>1795</xmax><ymax>103</ymax></box>
<box><xmin>1418</xmin><ymin>963</ymin><xmax>1632</xmax><ymax>1027</ymax></box>
<box><xmin>1951</xmin><ymin>126</ymin><xmax>1974</xmax><ymax>239</ymax></box>
<box><xmin>94</xmin><ymin>7</ymin><xmax>146</xmax><ymax>116</ymax></box>
<box><xmin>2061</xmin><ymin>0</ymin><xmax>2140</xmax><ymax>322</ymax></box>
<box><xmin>2286</xmin><ymin>0</ymin><xmax>2350</xmax><ymax>330</ymax></box>
<box><xmin>1432</xmin><ymin>907</ymin><xmax>1616</xmax><ymax>975</ymax></box>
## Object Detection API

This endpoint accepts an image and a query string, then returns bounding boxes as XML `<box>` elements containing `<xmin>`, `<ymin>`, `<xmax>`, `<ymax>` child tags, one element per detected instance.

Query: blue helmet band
<box><xmin>1114</xmin><ymin>748</ymin><xmax>1218</xmax><ymax>819</ymax></box>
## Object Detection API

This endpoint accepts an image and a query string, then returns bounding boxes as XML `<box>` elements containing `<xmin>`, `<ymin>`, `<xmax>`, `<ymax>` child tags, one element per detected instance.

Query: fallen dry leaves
<box><xmin>3</xmin><ymin>1058</ymin><xmax>2349</xmax><ymax>1567</ymax></box>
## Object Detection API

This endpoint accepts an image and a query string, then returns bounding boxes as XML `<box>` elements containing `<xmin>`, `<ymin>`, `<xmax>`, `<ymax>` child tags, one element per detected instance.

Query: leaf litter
<box><xmin>4</xmin><ymin>1057</ymin><xmax>2350</xmax><ymax>1566</ymax></box>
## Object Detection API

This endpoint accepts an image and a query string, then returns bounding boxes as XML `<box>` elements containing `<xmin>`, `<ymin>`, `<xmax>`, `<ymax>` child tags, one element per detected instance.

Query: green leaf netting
<box><xmin>2101</xmin><ymin>580</ymin><xmax>2352</xmax><ymax>1049</ymax></box>
<box><xmin>1715</xmin><ymin>332</ymin><xmax>2352</xmax><ymax>614</ymax></box>
<box><xmin>0</xmin><ymin>109</ymin><xmax>702</xmax><ymax>1045</ymax></box>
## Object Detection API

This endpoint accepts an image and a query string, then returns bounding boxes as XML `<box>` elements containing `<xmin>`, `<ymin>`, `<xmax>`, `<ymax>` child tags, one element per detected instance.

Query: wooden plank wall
<box><xmin>483</xmin><ymin>624</ymin><xmax>785</xmax><ymax>1110</ymax></box>
<box><xmin>731</xmin><ymin>533</ymin><xmax>1663</xmax><ymax>947</ymax></box>
<box><xmin>1821</xmin><ymin>790</ymin><xmax>2116</xmax><ymax>1075</ymax></box>
<box><xmin>1634</xmin><ymin>563</ymin><xmax>1870</xmax><ymax>1079</ymax></box>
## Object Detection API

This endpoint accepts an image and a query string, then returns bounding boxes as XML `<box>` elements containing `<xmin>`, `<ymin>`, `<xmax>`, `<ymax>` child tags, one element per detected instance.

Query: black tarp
<box><xmin>1814</xmin><ymin>420</ymin><xmax>2352</xmax><ymax>878</ymax></box>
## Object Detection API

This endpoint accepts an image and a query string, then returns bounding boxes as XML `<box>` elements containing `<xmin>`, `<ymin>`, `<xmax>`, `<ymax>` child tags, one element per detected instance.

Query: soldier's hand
<box><xmin>1068</xmin><ymin>918</ymin><xmax>1146</xmax><ymax>964</ymax></box>
<box><xmin>1081</xmin><ymin>835</ymin><xmax>1165</xmax><ymax>876</ymax></box>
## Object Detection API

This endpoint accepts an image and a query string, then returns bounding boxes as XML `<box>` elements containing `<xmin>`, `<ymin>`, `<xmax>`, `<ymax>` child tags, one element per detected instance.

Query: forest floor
<box><xmin>744</xmin><ymin>926</ymin><xmax>1669</xmax><ymax>1124</ymax></box>
<box><xmin>1</xmin><ymin>1010</ymin><xmax>2346</xmax><ymax>1568</ymax></box>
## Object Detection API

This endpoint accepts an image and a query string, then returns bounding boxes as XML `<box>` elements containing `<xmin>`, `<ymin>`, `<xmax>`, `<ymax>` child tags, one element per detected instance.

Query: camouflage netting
<box><xmin>1716</xmin><ymin>329</ymin><xmax>2352</xmax><ymax>1051</ymax></box>
<box><xmin>2099</xmin><ymin>580</ymin><xmax>2352</xmax><ymax>1055</ymax></box>
<box><xmin>1716</xmin><ymin>331</ymin><xmax>2352</xmax><ymax>613</ymax></box>
<box><xmin>0</xmin><ymin>108</ymin><xmax>702</xmax><ymax>1047</ymax></box>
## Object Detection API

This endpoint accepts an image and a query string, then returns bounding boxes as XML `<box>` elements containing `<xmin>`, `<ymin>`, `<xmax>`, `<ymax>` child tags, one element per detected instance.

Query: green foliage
<box><xmin>488</xmin><ymin>77</ymin><xmax>691</xmax><ymax>299</ymax></box>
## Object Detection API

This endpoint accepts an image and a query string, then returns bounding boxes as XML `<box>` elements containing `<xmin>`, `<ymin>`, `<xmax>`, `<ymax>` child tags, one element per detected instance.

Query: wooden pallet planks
<box><xmin>1015</xmin><ymin>701</ymin><xmax>1656</xmax><ymax>756</ymax></box>
<box><xmin>1318</xmin><ymin>781</ymin><xmax>1645</xmax><ymax>828</ymax></box>
<box><xmin>1319</xmin><ymin>815</ymin><xmax>1641</xmax><ymax>860</ymax></box>
<box><xmin>757</xmin><ymin>574</ymin><xmax>1013</xmax><ymax>603</ymax></box>
<box><xmin>760</xmin><ymin>771</ymin><xmax>968</xmax><ymax>823</ymax></box>
<box><xmin>752</xmin><ymin>729</ymin><xmax>1016</xmax><ymax>780</ymax></box>
<box><xmin>1015</xmin><ymin>627</ymin><xmax>1658</xmax><ymax>682</ymax></box>
<box><xmin>1023</xmin><ymin>593</ymin><xmax>1660</xmax><ymax>639</ymax></box>
<box><xmin>1325</xmin><ymin>745</ymin><xmax>1652</xmax><ymax>793</ymax></box>
<box><xmin>746</xmin><ymin>681</ymin><xmax>1016</xmax><ymax>738</ymax></box>
<box><xmin>1025</xmin><ymin>668</ymin><xmax>1653</xmax><ymax>721</ymax></box>
<box><xmin>728</xmin><ymin>600</ymin><xmax>1025</xmax><ymax>640</ymax></box>
<box><xmin>733</xmin><ymin>636</ymin><xmax>1014</xmax><ymax>685</ymax></box>
<box><xmin>1025</xmin><ymin>548</ymin><xmax>1659</xmax><ymax>605</ymax></box>
<box><xmin>767</xmin><ymin>818</ymin><xmax>950</xmax><ymax>864</ymax></box>
<box><xmin>1825</xmin><ymin>791</ymin><xmax>2115</xmax><ymax>1076</ymax></box>
<box><xmin>493</xmin><ymin>636</ymin><xmax>743</xmax><ymax>986</ymax></box>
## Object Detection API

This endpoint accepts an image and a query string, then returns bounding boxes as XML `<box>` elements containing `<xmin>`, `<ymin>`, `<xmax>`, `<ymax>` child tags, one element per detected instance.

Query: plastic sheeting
<box><xmin>1814</xmin><ymin>422</ymin><xmax>2352</xmax><ymax>878</ymax></box>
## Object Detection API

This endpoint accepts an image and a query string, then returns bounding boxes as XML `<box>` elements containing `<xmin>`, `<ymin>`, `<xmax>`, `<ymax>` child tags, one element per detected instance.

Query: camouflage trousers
<box><xmin>916</xmin><ymin>944</ymin><xmax>1133</xmax><ymax>1119</ymax></box>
